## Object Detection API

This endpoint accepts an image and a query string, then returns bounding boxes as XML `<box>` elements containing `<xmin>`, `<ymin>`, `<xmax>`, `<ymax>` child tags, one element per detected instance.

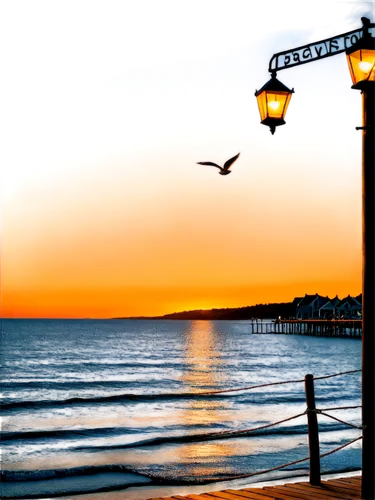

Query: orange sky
<box><xmin>1</xmin><ymin>1</ymin><xmax>368</xmax><ymax>318</ymax></box>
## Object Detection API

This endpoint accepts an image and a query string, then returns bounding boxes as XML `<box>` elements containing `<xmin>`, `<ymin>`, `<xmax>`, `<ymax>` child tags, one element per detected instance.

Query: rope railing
<box><xmin>134</xmin><ymin>369</ymin><xmax>364</xmax><ymax>485</ymax></box>
<box><xmin>195</xmin><ymin>378</ymin><xmax>306</xmax><ymax>395</ymax></box>
<box><xmin>193</xmin><ymin>368</ymin><xmax>361</xmax><ymax>396</ymax></box>
<box><xmin>313</xmin><ymin>369</ymin><xmax>362</xmax><ymax>381</ymax></box>
<box><xmin>149</xmin><ymin>408</ymin><xmax>362</xmax><ymax>445</ymax></box>
<box><xmin>318</xmin><ymin>435</ymin><xmax>363</xmax><ymax>459</ymax></box>
<box><xmin>209</xmin><ymin>435</ymin><xmax>363</xmax><ymax>483</ymax></box>
<box><xmin>318</xmin><ymin>405</ymin><xmax>362</xmax><ymax>411</ymax></box>
<box><xmin>316</xmin><ymin>410</ymin><xmax>364</xmax><ymax>430</ymax></box>
<box><xmin>153</xmin><ymin>435</ymin><xmax>363</xmax><ymax>485</ymax></box>
<box><xmin>195</xmin><ymin>412</ymin><xmax>305</xmax><ymax>438</ymax></box>
<box><xmin>180</xmin><ymin>411</ymin><xmax>307</xmax><ymax>442</ymax></box>
<box><xmin>183</xmin><ymin>369</ymin><xmax>363</xmax><ymax>487</ymax></box>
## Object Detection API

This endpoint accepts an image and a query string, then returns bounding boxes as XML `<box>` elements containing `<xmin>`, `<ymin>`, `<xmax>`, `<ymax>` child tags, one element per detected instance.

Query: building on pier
<box><xmin>294</xmin><ymin>293</ymin><xmax>362</xmax><ymax>320</ymax></box>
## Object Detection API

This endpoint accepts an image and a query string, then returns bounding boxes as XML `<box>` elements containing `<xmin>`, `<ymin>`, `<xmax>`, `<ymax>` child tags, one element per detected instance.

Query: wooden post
<box><xmin>305</xmin><ymin>374</ymin><xmax>321</xmax><ymax>486</ymax></box>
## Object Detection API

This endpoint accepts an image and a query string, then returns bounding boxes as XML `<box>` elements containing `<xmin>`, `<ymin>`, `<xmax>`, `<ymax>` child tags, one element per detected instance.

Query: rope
<box><xmin>319</xmin><ymin>435</ymin><xmax>363</xmax><ymax>459</ymax></box>
<box><xmin>171</xmin><ymin>408</ymin><xmax>362</xmax><ymax>445</ymax></box>
<box><xmin>318</xmin><ymin>405</ymin><xmax>361</xmax><ymax>411</ymax></box>
<box><xmin>318</xmin><ymin>411</ymin><xmax>363</xmax><ymax>430</ymax></box>
<box><xmin>313</xmin><ymin>369</ymin><xmax>361</xmax><ymax>381</ymax></box>
<box><xmin>132</xmin><ymin>407</ymin><xmax>357</xmax><ymax>447</ymax></box>
<box><xmin>188</xmin><ymin>457</ymin><xmax>310</xmax><ymax>482</ymax></box>
<box><xmin>193</xmin><ymin>369</ymin><xmax>361</xmax><ymax>396</ymax></box>
<box><xmin>190</xmin><ymin>412</ymin><xmax>306</xmax><ymax>441</ymax></box>
<box><xmin>195</xmin><ymin>378</ymin><xmax>306</xmax><ymax>395</ymax></box>
<box><xmin>182</xmin><ymin>435</ymin><xmax>363</xmax><ymax>484</ymax></box>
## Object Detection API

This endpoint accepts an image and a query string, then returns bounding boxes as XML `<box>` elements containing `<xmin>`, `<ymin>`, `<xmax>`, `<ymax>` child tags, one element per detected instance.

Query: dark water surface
<box><xmin>1</xmin><ymin>319</ymin><xmax>362</xmax><ymax>499</ymax></box>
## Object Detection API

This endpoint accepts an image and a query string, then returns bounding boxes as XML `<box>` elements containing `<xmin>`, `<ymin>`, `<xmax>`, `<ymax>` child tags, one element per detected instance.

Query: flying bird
<box><xmin>197</xmin><ymin>152</ymin><xmax>240</xmax><ymax>175</ymax></box>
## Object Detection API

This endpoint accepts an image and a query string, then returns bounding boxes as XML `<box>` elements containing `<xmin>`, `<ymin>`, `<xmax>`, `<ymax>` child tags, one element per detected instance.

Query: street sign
<box><xmin>268</xmin><ymin>24</ymin><xmax>375</xmax><ymax>73</ymax></box>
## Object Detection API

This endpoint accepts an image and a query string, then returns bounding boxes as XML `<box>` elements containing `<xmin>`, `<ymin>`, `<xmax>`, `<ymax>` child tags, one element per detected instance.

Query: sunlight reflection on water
<box><xmin>182</xmin><ymin>320</ymin><xmax>225</xmax><ymax>391</ymax></box>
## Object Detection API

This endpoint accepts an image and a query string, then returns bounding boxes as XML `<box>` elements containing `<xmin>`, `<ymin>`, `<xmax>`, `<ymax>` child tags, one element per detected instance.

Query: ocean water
<box><xmin>1</xmin><ymin>319</ymin><xmax>362</xmax><ymax>499</ymax></box>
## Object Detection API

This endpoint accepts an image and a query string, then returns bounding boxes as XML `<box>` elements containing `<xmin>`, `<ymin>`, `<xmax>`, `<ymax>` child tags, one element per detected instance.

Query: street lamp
<box><xmin>256</xmin><ymin>17</ymin><xmax>375</xmax><ymax>500</ymax></box>
<box><xmin>254</xmin><ymin>72</ymin><xmax>294</xmax><ymax>134</ymax></box>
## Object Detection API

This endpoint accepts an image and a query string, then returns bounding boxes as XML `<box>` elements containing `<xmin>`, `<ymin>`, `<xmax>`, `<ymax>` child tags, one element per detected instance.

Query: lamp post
<box><xmin>347</xmin><ymin>28</ymin><xmax>375</xmax><ymax>500</ymax></box>
<box><xmin>256</xmin><ymin>18</ymin><xmax>375</xmax><ymax>499</ymax></box>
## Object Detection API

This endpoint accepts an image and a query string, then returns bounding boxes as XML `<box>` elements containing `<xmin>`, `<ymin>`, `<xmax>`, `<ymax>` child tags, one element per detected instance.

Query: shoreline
<box><xmin>57</xmin><ymin>469</ymin><xmax>361</xmax><ymax>500</ymax></box>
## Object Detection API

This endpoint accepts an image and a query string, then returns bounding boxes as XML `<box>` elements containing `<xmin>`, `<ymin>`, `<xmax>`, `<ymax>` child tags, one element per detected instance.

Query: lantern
<box><xmin>255</xmin><ymin>72</ymin><xmax>294</xmax><ymax>134</ymax></box>
<box><xmin>346</xmin><ymin>29</ymin><xmax>375</xmax><ymax>89</ymax></box>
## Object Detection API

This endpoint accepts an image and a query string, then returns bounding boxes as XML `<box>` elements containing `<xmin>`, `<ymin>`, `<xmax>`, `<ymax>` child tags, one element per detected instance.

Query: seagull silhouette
<box><xmin>197</xmin><ymin>152</ymin><xmax>240</xmax><ymax>175</ymax></box>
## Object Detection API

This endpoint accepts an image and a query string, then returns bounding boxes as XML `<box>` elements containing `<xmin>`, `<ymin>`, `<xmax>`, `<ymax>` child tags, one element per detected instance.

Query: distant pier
<box><xmin>251</xmin><ymin>318</ymin><xmax>362</xmax><ymax>337</ymax></box>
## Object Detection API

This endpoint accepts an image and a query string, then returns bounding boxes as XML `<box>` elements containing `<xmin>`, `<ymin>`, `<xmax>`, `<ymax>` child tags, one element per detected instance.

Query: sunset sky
<box><xmin>1</xmin><ymin>0</ymin><xmax>373</xmax><ymax>318</ymax></box>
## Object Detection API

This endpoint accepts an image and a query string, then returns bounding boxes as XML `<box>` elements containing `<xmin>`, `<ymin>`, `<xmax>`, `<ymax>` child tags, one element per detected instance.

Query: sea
<box><xmin>1</xmin><ymin>319</ymin><xmax>362</xmax><ymax>500</ymax></box>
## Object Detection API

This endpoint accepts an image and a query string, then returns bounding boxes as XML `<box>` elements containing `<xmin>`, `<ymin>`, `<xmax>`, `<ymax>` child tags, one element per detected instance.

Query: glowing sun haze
<box><xmin>1</xmin><ymin>0</ymin><xmax>371</xmax><ymax>318</ymax></box>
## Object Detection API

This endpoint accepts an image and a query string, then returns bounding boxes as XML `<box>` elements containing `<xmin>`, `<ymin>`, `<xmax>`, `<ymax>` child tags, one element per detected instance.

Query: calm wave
<box><xmin>1</xmin><ymin>319</ymin><xmax>362</xmax><ymax>499</ymax></box>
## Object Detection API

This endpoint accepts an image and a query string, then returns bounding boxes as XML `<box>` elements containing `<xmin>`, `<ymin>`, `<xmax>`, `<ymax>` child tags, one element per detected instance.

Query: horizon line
<box><xmin>1</xmin><ymin>291</ymin><xmax>362</xmax><ymax>320</ymax></box>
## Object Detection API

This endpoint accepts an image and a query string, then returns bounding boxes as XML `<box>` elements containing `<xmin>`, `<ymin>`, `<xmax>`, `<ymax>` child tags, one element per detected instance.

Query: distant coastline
<box><xmin>113</xmin><ymin>301</ymin><xmax>294</xmax><ymax>321</ymax></box>
<box><xmin>114</xmin><ymin>292</ymin><xmax>362</xmax><ymax>322</ymax></box>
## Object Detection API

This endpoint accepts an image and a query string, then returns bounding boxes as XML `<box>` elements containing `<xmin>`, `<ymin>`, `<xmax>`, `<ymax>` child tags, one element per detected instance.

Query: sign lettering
<box><xmin>314</xmin><ymin>44</ymin><xmax>325</xmax><ymax>57</ymax></box>
<box><xmin>269</xmin><ymin>28</ymin><xmax>365</xmax><ymax>72</ymax></box>
<box><xmin>302</xmin><ymin>47</ymin><xmax>312</xmax><ymax>59</ymax></box>
<box><xmin>329</xmin><ymin>39</ymin><xmax>340</xmax><ymax>52</ymax></box>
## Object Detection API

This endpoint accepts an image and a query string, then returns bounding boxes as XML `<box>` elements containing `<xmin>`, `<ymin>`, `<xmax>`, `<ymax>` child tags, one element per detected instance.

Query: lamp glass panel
<box><xmin>282</xmin><ymin>92</ymin><xmax>292</xmax><ymax>119</ymax></box>
<box><xmin>347</xmin><ymin>57</ymin><xmax>354</xmax><ymax>84</ymax></box>
<box><xmin>266</xmin><ymin>91</ymin><xmax>290</xmax><ymax>119</ymax></box>
<box><xmin>256</xmin><ymin>91</ymin><xmax>268</xmax><ymax>122</ymax></box>
<box><xmin>347</xmin><ymin>48</ymin><xmax>375</xmax><ymax>85</ymax></box>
